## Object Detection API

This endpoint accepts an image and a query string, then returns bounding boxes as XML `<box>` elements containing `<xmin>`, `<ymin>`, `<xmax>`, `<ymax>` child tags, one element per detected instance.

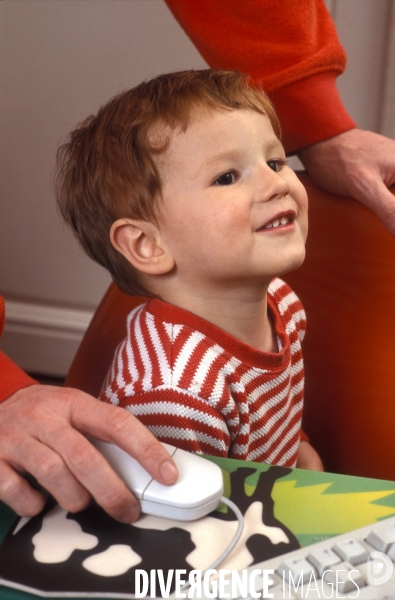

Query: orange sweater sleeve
<box><xmin>164</xmin><ymin>0</ymin><xmax>356</xmax><ymax>153</ymax></box>
<box><xmin>0</xmin><ymin>297</ymin><xmax>37</xmax><ymax>403</ymax></box>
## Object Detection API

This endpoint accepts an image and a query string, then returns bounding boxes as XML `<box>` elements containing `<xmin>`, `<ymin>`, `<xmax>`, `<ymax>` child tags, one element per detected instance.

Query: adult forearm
<box><xmin>0</xmin><ymin>350</ymin><xmax>38</xmax><ymax>403</ymax></box>
<box><xmin>164</xmin><ymin>0</ymin><xmax>355</xmax><ymax>153</ymax></box>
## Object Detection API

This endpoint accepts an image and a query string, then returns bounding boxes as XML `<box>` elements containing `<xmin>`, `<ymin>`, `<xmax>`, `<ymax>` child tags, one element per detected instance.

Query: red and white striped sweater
<box><xmin>100</xmin><ymin>278</ymin><xmax>306</xmax><ymax>467</ymax></box>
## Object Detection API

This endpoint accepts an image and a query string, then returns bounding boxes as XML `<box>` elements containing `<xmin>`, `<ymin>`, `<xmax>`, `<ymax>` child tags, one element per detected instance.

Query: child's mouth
<box><xmin>258</xmin><ymin>211</ymin><xmax>295</xmax><ymax>231</ymax></box>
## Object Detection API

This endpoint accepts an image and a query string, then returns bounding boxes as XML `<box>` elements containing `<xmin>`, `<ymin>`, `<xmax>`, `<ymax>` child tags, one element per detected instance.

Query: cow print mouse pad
<box><xmin>0</xmin><ymin>465</ymin><xmax>299</xmax><ymax>597</ymax></box>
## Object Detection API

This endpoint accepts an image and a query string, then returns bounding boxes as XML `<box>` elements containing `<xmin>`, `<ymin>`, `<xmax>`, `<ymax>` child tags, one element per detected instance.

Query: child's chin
<box><xmin>280</xmin><ymin>251</ymin><xmax>306</xmax><ymax>275</ymax></box>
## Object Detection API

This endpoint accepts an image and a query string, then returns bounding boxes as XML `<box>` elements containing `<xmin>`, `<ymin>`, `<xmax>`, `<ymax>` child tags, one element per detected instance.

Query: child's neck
<box><xmin>160</xmin><ymin>283</ymin><xmax>277</xmax><ymax>353</ymax></box>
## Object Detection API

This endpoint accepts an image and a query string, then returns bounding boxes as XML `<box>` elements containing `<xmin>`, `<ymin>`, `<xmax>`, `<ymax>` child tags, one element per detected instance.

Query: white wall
<box><xmin>0</xmin><ymin>0</ymin><xmax>207</xmax><ymax>375</ymax></box>
<box><xmin>1</xmin><ymin>0</ymin><xmax>394</xmax><ymax>376</ymax></box>
<box><xmin>327</xmin><ymin>0</ymin><xmax>394</xmax><ymax>134</ymax></box>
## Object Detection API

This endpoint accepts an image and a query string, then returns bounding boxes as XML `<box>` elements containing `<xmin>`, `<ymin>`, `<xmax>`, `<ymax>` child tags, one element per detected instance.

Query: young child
<box><xmin>57</xmin><ymin>69</ymin><xmax>322</xmax><ymax>470</ymax></box>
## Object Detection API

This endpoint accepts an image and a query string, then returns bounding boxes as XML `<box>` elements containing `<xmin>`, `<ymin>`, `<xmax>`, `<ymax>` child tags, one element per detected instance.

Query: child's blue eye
<box><xmin>213</xmin><ymin>171</ymin><xmax>238</xmax><ymax>186</ymax></box>
<box><xmin>267</xmin><ymin>159</ymin><xmax>287</xmax><ymax>172</ymax></box>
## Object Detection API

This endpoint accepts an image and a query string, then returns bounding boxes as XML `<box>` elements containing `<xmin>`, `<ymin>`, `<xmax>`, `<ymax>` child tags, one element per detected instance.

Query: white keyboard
<box><xmin>195</xmin><ymin>515</ymin><xmax>395</xmax><ymax>599</ymax></box>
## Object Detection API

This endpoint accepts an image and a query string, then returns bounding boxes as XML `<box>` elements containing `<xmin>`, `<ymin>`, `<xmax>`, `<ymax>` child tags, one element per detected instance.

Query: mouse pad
<box><xmin>1</xmin><ymin>459</ymin><xmax>395</xmax><ymax>599</ymax></box>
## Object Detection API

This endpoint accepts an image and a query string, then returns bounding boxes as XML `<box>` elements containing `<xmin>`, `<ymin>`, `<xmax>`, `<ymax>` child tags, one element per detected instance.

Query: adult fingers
<box><xmin>38</xmin><ymin>427</ymin><xmax>141</xmax><ymax>522</ymax></box>
<box><xmin>0</xmin><ymin>460</ymin><xmax>46</xmax><ymax>517</ymax></box>
<box><xmin>12</xmin><ymin>434</ymin><xmax>94</xmax><ymax>514</ymax></box>
<box><xmin>0</xmin><ymin>385</ymin><xmax>177</xmax><ymax>521</ymax></box>
<box><xmin>298</xmin><ymin>128</ymin><xmax>395</xmax><ymax>235</ymax></box>
<box><xmin>67</xmin><ymin>393</ymin><xmax>179</xmax><ymax>486</ymax></box>
<box><xmin>343</xmin><ymin>172</ymin><xmax>395</xmax><ymax>236</ymax></box>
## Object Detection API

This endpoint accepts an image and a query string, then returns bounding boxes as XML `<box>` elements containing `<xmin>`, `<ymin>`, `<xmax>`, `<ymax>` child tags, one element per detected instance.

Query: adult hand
<box><xmin>298</xmin><ymin>129</ymin><xmax>395</xmax><ymax>235</ymax></box>
<box><xmin>0</xmin><ymin>385</ymin><xmax>178</xmax><ymax>522</ymax></box>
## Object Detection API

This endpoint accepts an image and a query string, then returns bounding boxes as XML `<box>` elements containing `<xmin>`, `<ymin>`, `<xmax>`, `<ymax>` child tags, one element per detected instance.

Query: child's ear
<box><xmin>110</xmin><ymin>218</ymin><xmax>175</xmax><ymax>275</ymax></box>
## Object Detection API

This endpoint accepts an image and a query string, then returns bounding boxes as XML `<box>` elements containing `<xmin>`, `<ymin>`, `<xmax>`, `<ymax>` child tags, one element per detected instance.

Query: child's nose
<box><xmin>256</xmin><ymin>165</ymin><xmax>290</xmax><ymax>203</ymax></box>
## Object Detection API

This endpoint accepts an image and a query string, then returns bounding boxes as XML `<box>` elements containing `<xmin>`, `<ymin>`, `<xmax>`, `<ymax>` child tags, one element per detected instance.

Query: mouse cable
<box><xmin>100</xmin><ymin>496</ymin><xmax>244</xmax><ymax>600</ymax></box>
<box><xmin>178</xmin><ymin>495</ymin><xmax>245</xmax><ymax>598</ymax></box>
<box><xmin>204</xmin><ymin>495</ymin><xmax>244</xmax><ymax>571</ymax></box>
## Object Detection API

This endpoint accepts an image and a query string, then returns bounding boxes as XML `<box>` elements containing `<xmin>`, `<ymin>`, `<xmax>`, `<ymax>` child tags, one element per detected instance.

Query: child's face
<box><xmin>156</xmin><ymin>108</ymin><xmax>308</xmax><ymax>292</ymax></box>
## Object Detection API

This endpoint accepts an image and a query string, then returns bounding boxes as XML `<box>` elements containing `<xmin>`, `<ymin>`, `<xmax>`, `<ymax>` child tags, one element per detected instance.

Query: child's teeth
<box><xmin>264</xmin><ymin>215</ymin><xmax>290</xmax><ymax>229</ymax></box>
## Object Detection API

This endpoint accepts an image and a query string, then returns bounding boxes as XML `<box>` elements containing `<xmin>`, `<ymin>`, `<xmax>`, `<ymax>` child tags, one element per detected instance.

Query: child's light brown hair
<box><xmin>56</xmin><ymin>69</ymin><xmax>281</xmax><ymax>296</ymax></box>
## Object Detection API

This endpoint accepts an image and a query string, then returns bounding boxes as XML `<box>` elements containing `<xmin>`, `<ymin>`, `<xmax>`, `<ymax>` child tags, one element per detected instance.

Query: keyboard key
<box><xmin>388</xmin><ymin>543</ymin><xmax>395</xmax><ymax>561</ymax></box>
<box><xmin>307</xmin><ymin>546</ymin><xmax>341</xmax><ymax>576</ymax></box>
<box><xmin>277</xmin><ymin>556</ymin><xmax>316</xmax><ymax>584</ymax></box>
<box><xmin>333</xmin><ymin>538</ymin><xmax>369</xmax><ymax>565</ymax></box>
<box><xmin>270</xmin><ymin>586</ymin><xmax>297</xmax><ymax>599</ymax></box>
<box><xmin>323</xmin><ymin>563</ymin><xmax>366</xmax><ymax>594</ymax></box>
<box><xmin>366</xmin><ymin>523</ymin><xmax>395</xmax><ymax>552</ymax></box>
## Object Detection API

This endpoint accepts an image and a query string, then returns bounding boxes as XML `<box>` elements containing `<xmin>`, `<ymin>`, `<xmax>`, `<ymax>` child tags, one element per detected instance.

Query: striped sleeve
<box><xmin>269</xmin><ymin>278</ymin><xmax>306</xmax><ymax>342</ymax></box>
<box><xmin>99</xmin><ymin>302</ymin><xmax>236</xmax><ymax>455</ymax></box>
<box><xmin>104</xmin><ymin>386</ymin><xmax>231</xmax><ymax>456</ymax></box>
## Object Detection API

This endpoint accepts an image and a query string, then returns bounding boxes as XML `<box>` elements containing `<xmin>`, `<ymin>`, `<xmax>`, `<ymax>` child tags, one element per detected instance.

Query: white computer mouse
<box><xmin>91</xmin><ymin>439</ymin><xmax>224</xmax><ymax>521</ymax></box>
